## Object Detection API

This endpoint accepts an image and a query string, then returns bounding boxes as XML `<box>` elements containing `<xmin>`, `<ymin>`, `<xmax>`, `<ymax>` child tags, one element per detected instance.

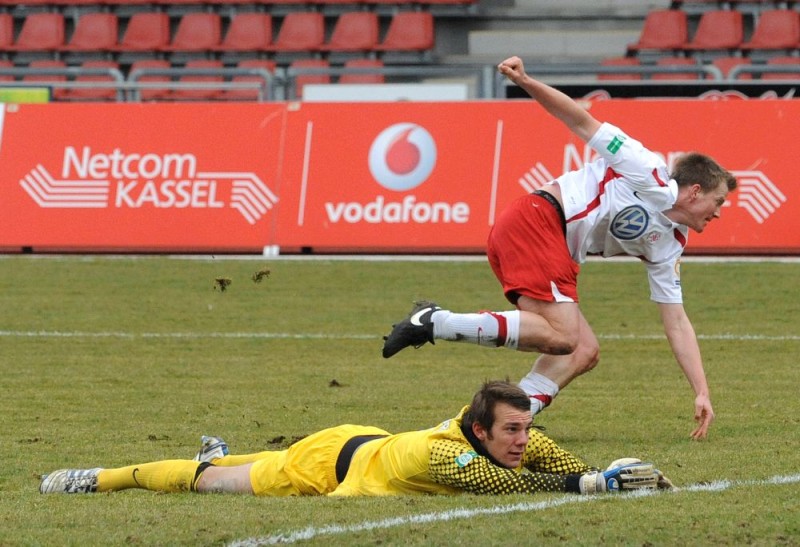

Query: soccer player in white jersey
<box><xmin>383</xmin><ymin>55</ymin><xmax>738</xmax><ymax>440</ymax></box>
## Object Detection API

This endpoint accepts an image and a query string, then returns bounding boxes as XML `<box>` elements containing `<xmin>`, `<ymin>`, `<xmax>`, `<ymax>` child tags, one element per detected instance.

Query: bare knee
<box><xmin>196</xmin><ymin>464</ymin><xmax>254</xmax><ymax>494</ymax></box>
<box><xmin>573</xmin><ymin>342</ymin><xmax>600</xmax><ymax>375</ymax></box>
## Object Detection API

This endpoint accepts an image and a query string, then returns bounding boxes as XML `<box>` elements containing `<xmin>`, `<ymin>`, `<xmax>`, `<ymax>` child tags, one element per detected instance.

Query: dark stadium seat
<box><xmin>598</xmin><ymin>56</ymin><xmax>642</xmax><ymax>81</ymax></box>
<box><xmin>268</xmin><ymin>12</ymin><xmax>325</xmax><ymax>52</ymax></box>
<box><xmin>8</xmin><ymin>13</ymin><xmax>65</xmax><ymax>51</ymax></box>
<box><xmin>321</xmin><ymin>12</ymin><xmax>379</xmax><ymax>53</ymax></box>
<box><xmin>339</xmin><ymin>58</ymin><xmax>385</xmax><ymax>83</ymax></box>
<box><xmin>63</xmin><ymin>60</ymin><xmax>121</xmax><ymax>101</ymax></box>
<box><xmin>684</xmin><ymin>10</ymin><xmax>743</xmax><ymax>52</ymax></box>
<box><xmin>761</xmin><ymin>56</ymin><xmax>800</xmax><ymax>80</ymax></box>
<box><xmin>112</xmin><ymin>12</ymin><xmax>170</xmax><ymax>53</ymax></box>
<box><xmin>374</xmin><ymin>12</ymin><xmax>434</xmax><ymax>53</ymax></box>
<box><xmin>215</xmin><ymin>13</ymin><xmax>273</xmax><ymax>52</ymax></box>
<box><xmin>128</xmin><ymin>59</ymin><xmax>172</xmax><ymax>100</ymax></box>
<box><xmin>626</xmin><ymin>9</ymin><xmax>688</xmax><ymax>54</ymax></box>
<box><xmin>163</xmin><ymin>13</ymin><xmax>222</xmax><ymax>52</ymax></box>
<box><xmin>221</xmin><ymin>59</ymin><xmax>276</xmax><ymax>101</ymax></box>
<box><xmin>23</xmin><ymin>60</ymin><xmax>69</xmax><ymax>99</ymax></box>
<box><xmin>171</xmin><ymin>59</ymin><xmax>224</xmax><ymax>101</ymax></box>
<box><xmin>740</xmin><ymin>10</ymin><xmax>800</xmax><ymax>52</ymax></box>
<box><xmin>288</xmin><ymin>58</ymin><xmax>330</xmax><ymax>98</ymax></box>
<box><xmin>650</xmin><ymin>56</ymin><xmax>701</xmax><ymax>80</ymax></box>
<box><xmin>61</xmin><ymin>13</ymin><xmax>118</xmax><ymax>52</ymax></box>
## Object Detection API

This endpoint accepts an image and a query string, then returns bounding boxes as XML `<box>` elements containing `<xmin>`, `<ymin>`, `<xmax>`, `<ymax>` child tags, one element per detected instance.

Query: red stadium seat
<box><xmin>163</xmin><ymin>13</ymin><xmax>221</xmax><ymax>52</ymax></box>
<box><xmin>128</xmin><ymin>59</ymin><xmax>172</xmax><ymax>101</ymax></box>
<box><xmin>598</xmin><ymin>57</ymin><xmax>642</xmax><ymax>81</ymax></box>
<box><xmin>23</xmin><ymin>60</ymin><xmax>69</xmax><ymax>99</ymax></box>
<box><xmin>221</xmin><ymin>59</ymin><xmax>276</xmax><ymax>101</ymax></box>
<box><xmin>268</xmin><ymin>12</ymin><xmax>325</xmax><ymax>52</ymax></box>
<box><xmin>761</xmin><ymin>56</ymin><xmax>800</xmax><ymax>80</ymax></box>
<box><xmin>650</xmin><ymin>56</ymin><xmax>700</xmax><ymax>80</ymax></box>
<box><xmin>0</xmin><ymin>59</ymin><xmax>14</xmax><ymax>82</ymax></box>
<box><xmin>289</xmin><ymin>58</ymin><xmax>330</xmax><ymax>99</ymax></box>
<box><xmin>711</xmin><ymin>56</ymin><xmax>752</xmax><ymax>80</ymax></box>
<box><xmin>63</xmin><ymin>60</ymin><xmax>121</xmax><ymax>101</ymax></box>
<box><xmin>171</xmin><ymin>59</ymin><xmax>224</xmax><ymax>101</ymax></box>
<box><xmin>375</xmin><ymin>12</ymin><xmax>434</xmax><ymax>52</ymax></box>
<box><xmin>321</xmin><ymin>12</ymin><xmax>379</xmax><ymax>52</ymax></box>
<box><xmin>684</xmin><ymin>10</ymin><xmax>743</xmax><ymax>52</ymax></box>
<box><xmin>9</xmin><ymin>13</ymin><xmax>65</xmax><ymax>51</ymax></box>
<box><xmin>62</xmin><ymin>13</ymin><xmax>118</xmax><ymax>52</ymax></box>
<box><xmin>627</xmin><ymin>10</ymin><xmax>688</xmax><ymax>54</ymax></box>
<box><xmin>741</xmin><ymin>10</ymin><xmax>800</xmax><ymax>51</ymax></box>
<box><xmin>215</xmin><ymin>13</ymin><xmax>272</xmax><ymax>52</ymax></box>
<box><xmin>339</xmin><ymin>58</ymin><xmax>385</xmax><ymax>83</ymax></box>
<box><xmin>0</xmin><ymin>14</ymin><xmax>13</xmax><ymax>50</ymax></box>
<box><xmin>113</xmin><ymin>13</ymin><xmax>170</xmax><ymax>52</ymax></box>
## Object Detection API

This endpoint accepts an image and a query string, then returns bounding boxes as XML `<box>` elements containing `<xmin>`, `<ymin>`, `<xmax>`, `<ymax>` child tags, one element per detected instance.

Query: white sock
<box><xmin>519</xmin><ymin>371</ymin><xmax>560</xmax><ymax>415</ymax></box>
<box><xmin>431</xmin><ymin>310</ymin><xmax>519</xmax><ymax>349</ymax></box>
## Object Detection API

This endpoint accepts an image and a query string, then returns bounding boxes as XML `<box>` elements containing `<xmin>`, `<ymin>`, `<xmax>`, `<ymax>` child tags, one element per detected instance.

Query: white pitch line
<box><xmin>229</xmin><ymin>473</ymin><xmax>800</xmax><ymax>546</ymax></box>
<box><xmin>1</xmin><ymin>330</ymin><xmax>799</xmax><ymax>342</ymax></box>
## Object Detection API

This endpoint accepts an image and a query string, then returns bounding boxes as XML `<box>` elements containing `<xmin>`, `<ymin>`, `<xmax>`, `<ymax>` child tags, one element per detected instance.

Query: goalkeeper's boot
<box><xmin>193</xmin><ymin>435</ymin><xmax>229</xmax><ymax>463</ymax></box>
<box><xmin>39</xmin><ymin>468</ymin><xmax>102</xmax><ymax>494</ymax></box>
<box><xmin>382</xmin><ymin>301</ymin><xmax>440</xmax><ymax>358</ymax></box>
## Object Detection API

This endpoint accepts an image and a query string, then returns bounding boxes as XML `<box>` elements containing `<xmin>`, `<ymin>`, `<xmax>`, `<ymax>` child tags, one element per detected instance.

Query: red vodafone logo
<box><xmin>368</xmin><ymin>123</ymin><xmax>437</xmax><ymax>192</ymax></box>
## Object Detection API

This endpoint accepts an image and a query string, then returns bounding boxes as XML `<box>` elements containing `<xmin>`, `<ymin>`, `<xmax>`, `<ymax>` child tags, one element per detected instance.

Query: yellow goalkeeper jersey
<box><xmin>330</xmin><ymin>405</ymin><xmax>592</xmax><ymax>496</ymax></box>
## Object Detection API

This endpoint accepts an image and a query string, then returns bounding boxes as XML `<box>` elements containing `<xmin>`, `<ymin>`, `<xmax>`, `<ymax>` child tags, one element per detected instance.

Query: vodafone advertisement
<box><xmin>0</xmin><ymin>100</ymin><xmax>798</xmax><ymax>253</ymax></box>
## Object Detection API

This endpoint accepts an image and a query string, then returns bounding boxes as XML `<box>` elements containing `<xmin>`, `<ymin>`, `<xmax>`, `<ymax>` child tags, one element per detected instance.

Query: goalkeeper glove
<box><xmin>578</xmin><ymin>458</ymin><xmax>659</xmax><ymax>494</ymax></box>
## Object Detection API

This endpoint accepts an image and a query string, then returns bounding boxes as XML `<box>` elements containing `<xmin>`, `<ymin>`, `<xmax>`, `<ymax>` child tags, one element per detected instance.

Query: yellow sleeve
<box><xmin>428</xmin><ymin>439</ymin><xmax>574</xmax><ymax>495</ymax></box>
<box><xmin>522</xmin><ymin>428</ymin><xmax>594</xmax><ymax>475</ymax></box>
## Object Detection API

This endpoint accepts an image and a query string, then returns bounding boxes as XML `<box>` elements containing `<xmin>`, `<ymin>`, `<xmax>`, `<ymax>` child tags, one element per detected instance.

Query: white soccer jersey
<box><xmin>552</xmin><ymin>122</ymin><xmax>687</xmax><ymax>303</ymax></box>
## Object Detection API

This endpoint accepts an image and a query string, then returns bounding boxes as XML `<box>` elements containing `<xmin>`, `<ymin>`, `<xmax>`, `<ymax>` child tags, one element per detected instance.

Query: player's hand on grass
<box><xmin>690</xmin><ymin>394</ymin><xmax>714</xmax><ymax>440</ymax></box>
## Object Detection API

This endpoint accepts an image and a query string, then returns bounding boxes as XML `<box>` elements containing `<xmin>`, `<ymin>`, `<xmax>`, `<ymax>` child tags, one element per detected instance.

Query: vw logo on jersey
<box><xmin>611</xmin><ymin>205</ymin><xmax>649</xmax><ymax>240</ymax></box>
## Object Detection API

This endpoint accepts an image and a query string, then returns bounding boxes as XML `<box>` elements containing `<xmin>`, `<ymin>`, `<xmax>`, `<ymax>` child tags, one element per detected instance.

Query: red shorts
<box><xmin>487</xmin><ymin>192</ymin><xmax>580</xmax><ymax>305</ymax></box>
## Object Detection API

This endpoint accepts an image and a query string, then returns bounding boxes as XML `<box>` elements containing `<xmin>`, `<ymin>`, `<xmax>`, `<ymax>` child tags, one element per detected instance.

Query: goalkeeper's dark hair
<box><xmin>463</xmin><ymin>379</ymin><xmax>530</xmax><ymax>433</ymax></box>
<box><xmin>670</xmin><ymin>152</ymin><xmax>737</xmax><ymax>193</ymax></box>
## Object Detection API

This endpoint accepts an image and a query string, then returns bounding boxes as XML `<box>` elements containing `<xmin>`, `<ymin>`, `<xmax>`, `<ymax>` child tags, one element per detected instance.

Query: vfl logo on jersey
<box><xmin>611</xmin><ymin>205</ymin><xmax>649</xmax><ymax>240</ymax></box>
<box><xmin>455</xmin><ymin>450</ymin><xmax>478</xmax><ymax>468</ymax></box>
<box><xmin>606</xmin><ymin>135</ymin><xmax>627</xmax><ymax>154</ymax></box>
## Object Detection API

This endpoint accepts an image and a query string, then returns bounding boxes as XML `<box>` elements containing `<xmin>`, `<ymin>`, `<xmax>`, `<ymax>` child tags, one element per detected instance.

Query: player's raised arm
<box><xmin>497</xmin><ymin>55</ymin><xmax>601</xmax><ymax>143</ymax></box>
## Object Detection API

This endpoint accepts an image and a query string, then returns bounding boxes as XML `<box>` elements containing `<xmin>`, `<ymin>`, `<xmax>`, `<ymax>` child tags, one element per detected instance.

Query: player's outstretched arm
<box><xmin>658</xmin><ymin>303</ymin><xmax>715</xmax><ymax>439</ymax></box>
<box><xmin>497</xmin><ymin>55</ymin><xmax>601</xmax><ymax>142</ymax></box>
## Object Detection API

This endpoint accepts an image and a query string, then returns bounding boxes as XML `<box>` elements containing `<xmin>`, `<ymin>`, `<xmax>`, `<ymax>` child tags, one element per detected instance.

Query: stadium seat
<box><xmin>0</xmin><ymin>14</ymin><xmax>13</xmax><ymax>50</ymax></box>
<box><xmin>113</xmin><ymin>13</ymin><xmax>170</xmax><ymax>52</ymax></box>
<box><xmin>711</xmin><ymin>56</ymin><xmax>752</xmax><ymax>80</ymax></box>
<box><xmin>374</xmin><ymin>12</ymin><xmax>434</xmax><ymax>52</ymax></box>
<box><xmin>761</xmin><ymin>56</ymin><xmax>800</xmax><ymax>80</ymax></box>
<box><xmin>22</xmin><ymin>60</ymin><xmax>68</xmax><ymax>100</ymax></box>
<box><xmin>339</xmin><ymin>58</ymin><xmax>385</xmax><ymax>83</ymax></box>
<box><xmin>650</xmin><ymin>56</ymin><xmax>701</xmax><ymax>80</ymax></box>
<box><xmin>215</xmin><ymin>13</ymin><xmax>273</xmax><ymax>52</ymax></box>
<box><xmin>63</xmin><ymin>60</ymin><xmax>121</xmax><ymax>101</ymax></box>
<box><xmin>0</xmin><ymin>59</ymin><xmax>14</xmax><ymax>82</ymax></box>
<box><xmin>268</xmin><ymin>12</ymin><xmax>325</xmax><ymax>52</ymax></box>
<box><xmin>163</xmin><ymin>13</ymin><xmax>222</xmax><ymax>52</ymax></box>
<box><xmin>321</xmin><ymin>12</ymin><xmax>379</xmax><ymax>53</ymax></box>
<box><xmin>597</xmin><ymin>57</ymin><xmax>642</xmax><ymax>81</ymax></box>
<box><xmin>627</xmin><ymin>10</ymin><xmax>688</xmax><ymax>54</ymax></box>
<box><xmin>171</xmin><ymin>59</ymin><xmax>224</xmax><ymax>101</ymax></box>
<box><xmin>684</xmin><ymin>10</ymin><xmax>743</xmax><ymax>52</ymax></box>
<box><xmin>740</xmin><ymin>10</ymin><xmax>800</xmax><ymax>51</ymax></box>
<box><xmin>128</xmin><ymin>59</ymin><xmax>172</xmax><ymax>101</ymax></box>
<box><xmin>8</xmin><ymin>13</ymin><xmax>65</xmax><ymax>51</ymax></box>
<box><xmin>61</xmin><ymin>13</ymin><xmax>118</xmax><ymax>52</ymax></box>
<box><xmin>288</xmin><ymin>58</ymin><xmax>330</xmax><ymax>99</ymax></box>
<box><xmin>221</xmin><ymin>59</ymin><xmax>276</xmax><ymax>101</ymax></box>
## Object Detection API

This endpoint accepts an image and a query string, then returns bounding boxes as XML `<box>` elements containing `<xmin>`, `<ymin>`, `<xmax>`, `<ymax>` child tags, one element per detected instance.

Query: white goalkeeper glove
<box><xmin>579</xmin><ymin>458</ymin><xmax>665</xmax><ymax>494</ymax></box>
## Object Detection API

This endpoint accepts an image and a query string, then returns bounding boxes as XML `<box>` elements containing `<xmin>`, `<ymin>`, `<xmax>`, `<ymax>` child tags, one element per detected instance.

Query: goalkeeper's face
<box><xmin>474</xmin><ymin>402</ymin><xmax>532</xmax><ymax>469</ymax></box>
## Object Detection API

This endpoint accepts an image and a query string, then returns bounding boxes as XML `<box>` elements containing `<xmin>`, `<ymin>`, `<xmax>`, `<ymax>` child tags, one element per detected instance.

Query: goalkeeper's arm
<box><xmin>578</xmin><ymin>458</ymin><xmax>672</xmax><ymax>494</ymax></box>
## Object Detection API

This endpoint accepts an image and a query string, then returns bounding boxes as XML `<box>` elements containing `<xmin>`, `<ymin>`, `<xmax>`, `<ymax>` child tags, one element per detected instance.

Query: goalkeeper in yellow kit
<box><xmin>40</xmin><ymin>380</ymin><xmax>671</xmax><ymax>496</ymax></box>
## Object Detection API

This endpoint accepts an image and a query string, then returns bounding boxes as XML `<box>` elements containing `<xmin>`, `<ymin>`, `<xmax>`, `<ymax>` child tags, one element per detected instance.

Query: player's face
<box><xmin>475</xmin><ymin>402</ymin><xmax>532</xmax><ymax>468</ymax></box>
<box><xmin>686</xmin><ymin>182</ymin><xmax>729</xmax><ymax>233</ymax></box>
